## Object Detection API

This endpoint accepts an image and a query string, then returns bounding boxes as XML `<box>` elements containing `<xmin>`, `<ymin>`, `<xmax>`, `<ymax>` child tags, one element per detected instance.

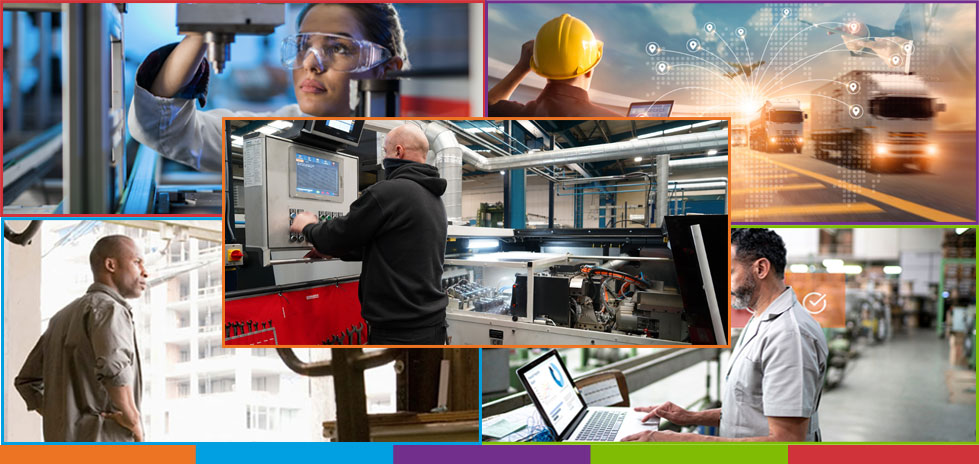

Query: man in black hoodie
<box><xmin>289</xmin><ymin>124</ymin><xmax>449</xmax><ymax>345</ymax></box>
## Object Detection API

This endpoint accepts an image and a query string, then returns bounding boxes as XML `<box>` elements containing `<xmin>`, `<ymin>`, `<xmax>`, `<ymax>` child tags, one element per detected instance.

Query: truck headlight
<box><xmin>875</xmin><ymin>144</ymin><xmax>888</xmax><ymax>156</ymax></box>
<box><xmin>926</xmin><ymin>144</ymin><xmax>938</xmax><ymax>156</ymax></box>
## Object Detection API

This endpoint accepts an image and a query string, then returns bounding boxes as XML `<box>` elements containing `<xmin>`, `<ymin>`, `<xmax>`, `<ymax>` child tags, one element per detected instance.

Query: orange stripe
<box><xmin>0</xmin><ymin>446</ymin><xmax>195</xmax><ymax>464</ymax></box>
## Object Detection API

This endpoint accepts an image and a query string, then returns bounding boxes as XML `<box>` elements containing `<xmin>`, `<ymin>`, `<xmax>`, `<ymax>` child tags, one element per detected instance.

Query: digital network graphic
<box><xmin>631</xmin><ymin>3</ymin><xmax>975</xmax><ymax>223</ymax></box>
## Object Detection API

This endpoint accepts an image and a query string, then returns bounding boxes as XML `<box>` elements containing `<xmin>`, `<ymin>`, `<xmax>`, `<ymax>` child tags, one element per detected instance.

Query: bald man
<box><xmin>16</xmin><ymin>235</ymin><xmax>149</xmax><ymax>441</ymax></box>
<box><xmin>290</xmin><ymin>124</ymin><xmax>449</xmax><ymax>345</ymax></box>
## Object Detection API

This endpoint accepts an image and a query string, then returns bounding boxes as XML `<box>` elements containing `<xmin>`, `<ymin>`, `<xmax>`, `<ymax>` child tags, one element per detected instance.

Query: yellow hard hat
<box><xmin>531</xmin><ymin>14</ymin><xmax>604</xmax><ymax>80</ymax></box>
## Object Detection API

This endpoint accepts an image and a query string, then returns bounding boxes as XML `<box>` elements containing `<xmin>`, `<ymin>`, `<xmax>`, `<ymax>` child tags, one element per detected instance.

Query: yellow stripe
<box><xmin>742</xmin><ymin>153</ymin><xmax>973</xmax><ymax>222</ymax></box>
<box><xmin>735</xmin><ymin>173</ymin><xmax>800</xmax><ymax>180</ymax></box>
<box><xmin>732</xmin><ymin>183</ymin><xmax>825</xmax><ymax>195</ymax></box>
<box><xmin>734</xmin><ymin>202</ymin><xmax>884</xmax><ymax>220</ymax></box>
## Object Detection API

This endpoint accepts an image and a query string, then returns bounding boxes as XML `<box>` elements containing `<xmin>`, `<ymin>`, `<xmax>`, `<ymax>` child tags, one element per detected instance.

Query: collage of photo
<box><xmin>1</xmin><ymin>1</ymin><xmax>975</xmax><ymax>461</ymax></box>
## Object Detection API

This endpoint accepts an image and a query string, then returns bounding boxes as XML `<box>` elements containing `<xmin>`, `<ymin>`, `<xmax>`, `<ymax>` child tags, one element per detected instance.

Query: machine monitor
<box><xmin>306</xmin><ymin>119</ymin><xmax>365</xmax><ymax>147</ymax></box>
<box><xmin>294</xmin><ymin>153</ymin><xmax>340</xmax><ymax>198</ymax></box>
<box><xmin>628</xmin><ymin>100</ymin><xmax>674</xmax><ymax>117</ymax></box>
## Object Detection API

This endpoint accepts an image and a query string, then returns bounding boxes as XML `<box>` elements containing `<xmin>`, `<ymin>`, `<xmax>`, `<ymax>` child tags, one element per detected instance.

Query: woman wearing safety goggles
<box><xmin>128</xmin><ymin>3</ymin><xmax>406</xmax><ymax>172</ymax></box>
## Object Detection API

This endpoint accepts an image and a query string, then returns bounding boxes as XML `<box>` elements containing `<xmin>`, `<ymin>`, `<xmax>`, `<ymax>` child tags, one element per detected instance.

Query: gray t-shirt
<box><xmin>720</xmin><ymin>287</ymin><xmax>828</xmax><ymax>441</ymax></box>
<box><xmin>15</xmin><ymin>283</ymin><xmax>143</xmax><ymax>442</ymax></box>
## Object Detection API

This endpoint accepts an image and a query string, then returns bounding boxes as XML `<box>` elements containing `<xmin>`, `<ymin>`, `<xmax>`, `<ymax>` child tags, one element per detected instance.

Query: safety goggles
<box><xmin>281</xmin><ymin>33</ymin><xmax>393</xmax><ymax>73</ymax></box>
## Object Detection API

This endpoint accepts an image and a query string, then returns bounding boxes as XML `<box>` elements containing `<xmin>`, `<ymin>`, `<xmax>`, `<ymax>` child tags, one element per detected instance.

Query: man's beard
<box><xmin>731</xmin><ymin>276</ymin><xmax>757</xmax><ymax>310</ymax></box>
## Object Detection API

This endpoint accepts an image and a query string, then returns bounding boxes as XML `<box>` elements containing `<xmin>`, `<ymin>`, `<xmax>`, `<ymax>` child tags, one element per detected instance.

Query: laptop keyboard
<box><xmin>575</xmin><ymin>410</ymin><xmax>626</xmax><ymax>441</ymax></box>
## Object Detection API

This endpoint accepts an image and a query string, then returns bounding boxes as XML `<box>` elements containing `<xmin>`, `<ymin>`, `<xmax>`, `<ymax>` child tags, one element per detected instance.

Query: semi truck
<box><xmin>731</xmin><ymin>124</ymin><xmax>748</xmax><ymax>147</ymax></box>
<box><xmin>810</xmin><ymin>70</ymin><xmax>945</xmax><ymax>172</ymax></box>
<box><xmin>749</xmin><ymin>99</ymin><xmax>806</xmax><ymax>153</ymax></box>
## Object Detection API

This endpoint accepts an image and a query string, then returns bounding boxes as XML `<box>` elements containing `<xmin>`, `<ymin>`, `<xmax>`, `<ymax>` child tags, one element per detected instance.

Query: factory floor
<box><xmin>818</xmin><ymin>327</ymin><xmax>975</xmax><ymax>442</ymax></box>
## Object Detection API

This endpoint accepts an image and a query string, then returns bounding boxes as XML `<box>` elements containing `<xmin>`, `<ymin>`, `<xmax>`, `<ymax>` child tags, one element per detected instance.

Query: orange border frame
<box><xmin>220</xmin><ymin>117</ymin><xmax>733</xmax><ymax>349</ymax></box>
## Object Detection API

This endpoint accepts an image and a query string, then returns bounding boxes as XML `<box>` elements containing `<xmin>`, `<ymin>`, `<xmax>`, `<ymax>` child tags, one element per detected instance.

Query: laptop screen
<box><xmin>628</xmin><ymin>100</ymin><xmax>674</xmax><ymax>117</ymax></box>
<box><xmin>519</xmin><ymin>350</ymin><xmax>586</xmax><ymax>437</ymax></box>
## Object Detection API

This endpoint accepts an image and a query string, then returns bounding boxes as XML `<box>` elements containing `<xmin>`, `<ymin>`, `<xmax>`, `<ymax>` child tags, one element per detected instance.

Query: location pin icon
<box><xmin>688</xmin><ymin>39</ymin><xmax>698</xmax><ymax>51</ymax></box>
<box><xmin>782</xmin><ymin>8</ymin><xmax>790</xmax><ymax>16</ymax></box>
<box><xmin>737</xmin><ymin>28</ymin><xmax>746</xmax><ymax>37</ymax></box>
<box><xmin>647</xmin><ymin>42</ymin><xmax>657</xmax><ymax>55</ymax></box>
<box><xmin>891</xmin><ymin>55</ymin><xmax>901</xmax><ymax>66</ymax></box>
<box><xmin>849</xmin><ymin>82</ymin><xmax>857</xmax><ymax>92</ymax></box>
<box><xmin>849</xmin><ymin>22</ymin><xmax>859</xmax><ymax>34</ymax></box>
<box><xmin>705</xmin><ymin>22</ymin><xmax>715</xmax><ymax>33</ymax></box>
<box><xmin>657</xmin><ymin>62</ymin><xmax>668</xmax><ymax>73</ymax></box>
<box><xmin>851</xmin><ymin>106</ymin><xmax>860</xmax><ymax>117</ymax></box>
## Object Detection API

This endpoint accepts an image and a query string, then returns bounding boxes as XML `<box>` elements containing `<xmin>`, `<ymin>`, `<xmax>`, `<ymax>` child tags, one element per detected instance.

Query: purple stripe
<box><xmin>487</xmin><ymin>1</ymin><xmax>978</xmax><ymax>4</ymax></box>
<box><xmin>732</xmin><ymin>222</ymin><xmax>977</xmax><ymax>226</ymax></box>
<box><xmin>394</xmin><ymin>445</ymin><xmax>591</xmax><ymax>464</ymax></box>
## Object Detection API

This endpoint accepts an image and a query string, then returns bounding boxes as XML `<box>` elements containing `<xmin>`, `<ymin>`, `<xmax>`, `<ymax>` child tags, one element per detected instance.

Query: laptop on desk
<box><xmin>516</xmin><ymin>350</ymin><xmax>657</xmax><ymax>442</ymax></box>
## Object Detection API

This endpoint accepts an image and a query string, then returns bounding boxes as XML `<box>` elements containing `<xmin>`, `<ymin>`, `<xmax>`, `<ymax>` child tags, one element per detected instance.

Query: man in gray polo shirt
<box><xmin>623</xmin><ymin>228</ymin><xmax>828</xmax><ymax>442</ymax></box>
<box><xmin>15</xmin><ymin>235</ymin><xmax>148</xmax><ymax>441</ymax></box>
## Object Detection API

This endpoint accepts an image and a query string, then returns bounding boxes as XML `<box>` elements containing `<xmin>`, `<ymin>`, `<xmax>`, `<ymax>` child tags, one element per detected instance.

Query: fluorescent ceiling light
<box><xmin>636</xmin><ymin>130</ymin><xmax>664</xmax><ymax>140</ymax></box>
<box><xmin>464</xmin><ymin>125</ymin><xmax>502</xmax><ymax>134</ymax></box>
<box><xmin>956</xmin><ymin>228</ymin><xmax>969</xmax><ymax>235</ymax></box>
<box><xmin>843</xmin><ymin>265</ymin><xmax>863</xmax><ymax>275</ymax></box>
<box><xmin>822</xmin><ymin>259</ymin><xmax>844</xmax><ymax>268</ymax></box>
<box><xmin>230</xmin><ymin>135</ymin><xmax>243</xmax><ymax>148</ymax></box>
<box><xmin>268</xmin><ymin>120</ymin><xmax>293</xmax><ymax>130</ymax></box>
<box><xmin>883</xmin><ymin>266</ymin><xmax>902</xmax><ymax>275</ymax></box>
<box><xmin>662</xmin><ymin>125</ymin><xmax>693</xmax><ymax>135</ymax></box>
<box><xmin>692</xmin><ymin>120</ymin><xmax>721</xmax><ymax>128</ymax></box>
<box><xmin>634</xmin><ymin>156</ymin><xmax>642</xmax><ymax>162</ymax></box>
<box><xmin>255</xmin><ymin>126</ymin><xmax>279</xmax><ymax>135</ymax></box>
<box><xmin>707</xmin><ymin>149</ymin><xmax>718</xmax><ymax>155</ymax></box>
<box><xmin>789</xmin><ymin>264</ymin><xmax>810</xmax><ymax>273</ymax></box>
<box><xmin>468</xmin><ymin>239</ymin><xmax>500</xmax><ymax>250</ymax></box>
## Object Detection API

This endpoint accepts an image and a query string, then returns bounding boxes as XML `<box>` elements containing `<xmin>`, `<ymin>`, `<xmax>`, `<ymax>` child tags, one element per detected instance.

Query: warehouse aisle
<box><xmin>818</xmin><ymin>328</ymin><xmax>976</xmax><ymax>442</ymax></box>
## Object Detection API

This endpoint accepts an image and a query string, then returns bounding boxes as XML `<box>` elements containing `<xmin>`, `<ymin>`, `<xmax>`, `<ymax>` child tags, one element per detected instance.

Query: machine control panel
<box><xmin>287</xmin><ymin>208</ymin><xmax>345</xmax><ymax>242</ymax></box>
<box><xmin>243</xmin><ymin>135</ymin><xmax>359</xmax><ymax>265</ymax></box>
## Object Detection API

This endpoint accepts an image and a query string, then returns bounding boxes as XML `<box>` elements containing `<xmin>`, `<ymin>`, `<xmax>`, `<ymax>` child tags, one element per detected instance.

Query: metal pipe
<box><xmin>459</xmin><ymin>130</ymin><xmax>727</xmax><ymax>171</ymax></box>
<box><xmin>656</xmin><ymin>154</ymin><xmax>669</xmax><ymax>227</ymax></box>
<box><xmin>462</xmin><ymin>142</ymin><xmax>728</xmax><ymax>175</ymax></box>
<box><xmin>9</xmin><ymin>11</ymin><xmax>22</xmax><ymax>133</ymax></box>
<box><xmin>424</xmin><ymin>122</ymin><xmax>465</xmax><ymax>220</ymax></box>
<box><xmin>3</xmin><ymin>221</ymin><xmax>43</xmax><ymax>246</ymax></box>
<box><xmin>467</xmin><ymin>3</ymin><xmax>483</xmax><ymax>116</ymax></box>
<box><xmin>277</xmin><ymin>348</ymin><xmax>405</xmax><ymax>377</ymax></box>
<box><xmin>558</xmin><ymin>187</ymin><xmax>726</xmax><ymax>196</ymax></box>
<box><xmin>558</xmin><ymin>176</ymin><xmax>729</xmax><ymax>186</ymax></box>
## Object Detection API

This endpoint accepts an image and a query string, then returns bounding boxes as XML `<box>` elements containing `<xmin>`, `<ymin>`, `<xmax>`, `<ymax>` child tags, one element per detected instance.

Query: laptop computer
<box><xmin>516</xmin><ymin>349</ymin><xmax>657</xmax><ymax>442</ymax></box>
<box><xmin>627</xmin><ymin>100</ymin><xmax>674</xmax><ymax>117</ymax></box>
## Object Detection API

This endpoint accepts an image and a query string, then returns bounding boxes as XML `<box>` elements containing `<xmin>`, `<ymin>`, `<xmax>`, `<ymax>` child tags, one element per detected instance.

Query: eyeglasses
<box><xmin>281</xmin><ymin>33</ymin><xmax>393</xmax><ymax>73</ymax></box>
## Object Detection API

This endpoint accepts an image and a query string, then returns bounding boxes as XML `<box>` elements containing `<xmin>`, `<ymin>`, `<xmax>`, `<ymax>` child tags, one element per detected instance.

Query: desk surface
<box><xmin>482</xmin><ymin>404</ymin><xmax>546</xmax><ymax>442</ymax></box>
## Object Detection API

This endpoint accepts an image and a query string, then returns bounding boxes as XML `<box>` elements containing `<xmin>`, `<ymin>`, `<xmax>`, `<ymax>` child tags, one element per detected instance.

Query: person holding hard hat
<box><xmin>488</xmin><ymin>14</ymin><xmax>620</xmax><ymax>117</ymax></box>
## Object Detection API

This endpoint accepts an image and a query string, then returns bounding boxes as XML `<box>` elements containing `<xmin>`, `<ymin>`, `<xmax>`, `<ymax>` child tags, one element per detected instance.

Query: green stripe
<box><xmin>591</xmin><ymin>443</ymin><xmax>787</xmax><ymax>464</ymax></box>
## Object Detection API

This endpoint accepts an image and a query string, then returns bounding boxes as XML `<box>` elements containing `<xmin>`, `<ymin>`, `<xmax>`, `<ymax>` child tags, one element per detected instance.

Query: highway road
<box><xmin>731</xmin><ymin>131</ymin><xmax>976</xmax><ymax>223</ymax></box>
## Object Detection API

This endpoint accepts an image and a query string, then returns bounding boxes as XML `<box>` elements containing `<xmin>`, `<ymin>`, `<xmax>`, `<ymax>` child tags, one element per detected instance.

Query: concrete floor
<box><xmin>819</xmin><ymin>328</ymin><xmax>976</xmax><ymax>442</ymax></box>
